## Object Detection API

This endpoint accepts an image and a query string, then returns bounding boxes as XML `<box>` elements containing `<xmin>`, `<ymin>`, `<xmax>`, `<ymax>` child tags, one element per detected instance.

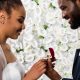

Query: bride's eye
<box><xmin>17</xmin><ymin>18</ymin><xmax>24</xmax><ymax>24</ymax></box>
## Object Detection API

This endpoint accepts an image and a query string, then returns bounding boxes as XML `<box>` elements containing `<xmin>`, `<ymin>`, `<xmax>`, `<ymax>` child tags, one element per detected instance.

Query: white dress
<box><xmin>0</xmin><ymin>46</ymin><xmax>25</xmax><ymax>80</ymax></box>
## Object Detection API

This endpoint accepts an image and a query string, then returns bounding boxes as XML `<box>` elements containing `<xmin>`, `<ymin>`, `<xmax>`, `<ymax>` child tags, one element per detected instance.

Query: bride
<box><xmin>0</xmin><ymin>0</ymin><xmax>46</xmax><ymax>80</ymax></box>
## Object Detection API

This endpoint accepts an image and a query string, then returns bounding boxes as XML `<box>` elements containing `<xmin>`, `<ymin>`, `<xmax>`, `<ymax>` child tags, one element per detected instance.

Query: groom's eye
<box><xmin>60</xmin><ymin>6</ymin><xmax>67</xmax><ymax>11</ymax></box>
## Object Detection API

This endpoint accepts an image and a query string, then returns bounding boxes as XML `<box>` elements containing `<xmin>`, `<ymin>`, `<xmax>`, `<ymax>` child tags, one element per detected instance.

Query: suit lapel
<box><xmin>72</xmin><ymin>49</ymin><xmax>80</xmax><ymax>78</ymax></box>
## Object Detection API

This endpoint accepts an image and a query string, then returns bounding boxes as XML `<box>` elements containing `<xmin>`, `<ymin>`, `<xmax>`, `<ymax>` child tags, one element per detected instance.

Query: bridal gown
<box><xmin>0</xmin><ymin>45</ymin><xmax>25</xmax><ymax>80</ymax></box>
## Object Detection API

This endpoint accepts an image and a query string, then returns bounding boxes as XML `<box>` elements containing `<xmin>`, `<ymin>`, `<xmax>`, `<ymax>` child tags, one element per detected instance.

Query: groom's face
<box><xmin>58</xmin><ymin>0</ymin><xmax>80</xmax><ymax>29</ymax></box>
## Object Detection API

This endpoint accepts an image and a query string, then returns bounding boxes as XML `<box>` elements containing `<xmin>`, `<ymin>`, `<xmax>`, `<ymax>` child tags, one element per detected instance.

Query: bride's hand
<box><xmin>24</xmin><ymin>59</ymin><xmax>47</xmax><ymax>80</ymax></box>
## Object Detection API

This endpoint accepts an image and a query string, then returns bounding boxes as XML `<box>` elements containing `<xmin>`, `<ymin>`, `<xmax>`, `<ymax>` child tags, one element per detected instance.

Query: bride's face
<box><xmin>3</xmin><ymin>6</ymin><xmax>26</xmax><ymax>39</ymax></box>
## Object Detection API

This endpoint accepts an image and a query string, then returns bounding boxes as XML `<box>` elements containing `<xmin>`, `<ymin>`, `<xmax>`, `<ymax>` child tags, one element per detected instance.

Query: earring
<box><xmin>1</xmin><ymin>21</ymin><xmax>4</xmax><ymax>24</ymax></box>
<box><xmin>0</xmin><ymin>15</ymin><xmax>5</xmax><ymax>24</ymax></box>
<box><xmin>0</xmin><ymin>21</ymin><xmax>4</xmax><ymax>24</ymax></box>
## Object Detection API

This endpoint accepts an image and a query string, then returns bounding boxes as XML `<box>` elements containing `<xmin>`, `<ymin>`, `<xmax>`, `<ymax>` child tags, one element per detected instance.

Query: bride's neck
<box><xmin>0</xmin><ymin>31</ymin><xmax>7</xmax><ymax>44</ymax></box>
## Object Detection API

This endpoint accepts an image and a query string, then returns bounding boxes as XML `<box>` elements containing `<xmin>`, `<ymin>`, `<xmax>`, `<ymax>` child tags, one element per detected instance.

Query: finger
<box><xmin>36</xmin><ymin>68</ymin><xmax>46</xmax><ymax>78</ymax></box>
<box><xmin>47</xmin><ymin>58</ymin><xmax>53</xmax><ymax>68</ymax></box>
<box><xmin>52</xmin><ymin>62</ymin><xmax>55</xmax><ymax>66</ymax></box>
<box><xmin>35</xmin><ymin>59</ymin><xmax>47</xmax><ymax>67</ymax></box>
<box><xmin>52</xmin><ymin>63</ymin><xmax>55</xmax><ymax>68</ymax></box>
<box><xmin>40</xmin><ymin>68</ymin><xmax>46</xmax><ymax>74</ymax></box>
<box><xmin>37</xmin><ymin>62</ymin><xmax>47</xmax><ymax>70</ymax></box>
<box><xmin>36</xmin><ymin>59</ymin><xmax>47</xmax><ymax>65</ymax></box>
<box><xmin>35</xmin><ymin>64</ymin><xmax>46</xmax><ymax>75</ymax></box>
<box><xmin>32</xmin><ymin>61</ymin><xmax>46</xmax><ymax>70</ymax></box>
<box><xmin>48</xmin><ymin>58</ymin><xmax>52</xmax><ymax>66</ymax></box>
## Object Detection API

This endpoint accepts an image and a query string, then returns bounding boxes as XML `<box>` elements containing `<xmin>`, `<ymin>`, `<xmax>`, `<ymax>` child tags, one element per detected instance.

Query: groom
<box><xmin>45</xmin><ymin>0</ymin><xmax>80</xmax><ymax>80</ymax></box>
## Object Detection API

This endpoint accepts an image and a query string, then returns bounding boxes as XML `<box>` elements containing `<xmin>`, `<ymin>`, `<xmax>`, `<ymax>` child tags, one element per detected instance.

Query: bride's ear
<box><xmin>0</xmin><ymin>11</ymin><xmax>8</xmax><ymax>24</ymax></box>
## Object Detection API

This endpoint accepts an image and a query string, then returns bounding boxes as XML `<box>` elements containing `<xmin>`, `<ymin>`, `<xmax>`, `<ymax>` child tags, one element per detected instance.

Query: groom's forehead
<box><xmin>58</xmin><ymin>0</ymin><xmax>72</xmax><ymax>5</ymax></box>
<box><xmin>58</xmin><ymin>0</ymin><xmax>69</xmax><ymax>3</ymax></box>
<box><xmin>58</xmin><ymin>0</ymin><xmax>75</xmax><ymax>3</ymax></box>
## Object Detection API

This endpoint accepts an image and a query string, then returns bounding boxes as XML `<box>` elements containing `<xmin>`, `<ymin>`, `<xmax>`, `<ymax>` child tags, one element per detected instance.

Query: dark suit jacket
<box><xmin>62</xmin><ymin>49</ymin><xmax>80</xmax><ymax>80</ymax></box>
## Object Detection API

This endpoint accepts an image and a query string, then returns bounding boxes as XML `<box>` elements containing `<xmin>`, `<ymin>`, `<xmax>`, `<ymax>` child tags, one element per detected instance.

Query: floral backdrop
<box><xmin>7</xmin><ymin>0</ymin><xmax>80</xmax><ymax>80</ymax></box>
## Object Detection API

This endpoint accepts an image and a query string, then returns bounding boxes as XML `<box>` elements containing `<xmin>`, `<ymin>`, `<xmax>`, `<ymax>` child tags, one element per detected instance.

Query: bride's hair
<box><xmin>0</xmin><ymin>0</ymin><xmax>23</xmax><ymax>15</ymax></box>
